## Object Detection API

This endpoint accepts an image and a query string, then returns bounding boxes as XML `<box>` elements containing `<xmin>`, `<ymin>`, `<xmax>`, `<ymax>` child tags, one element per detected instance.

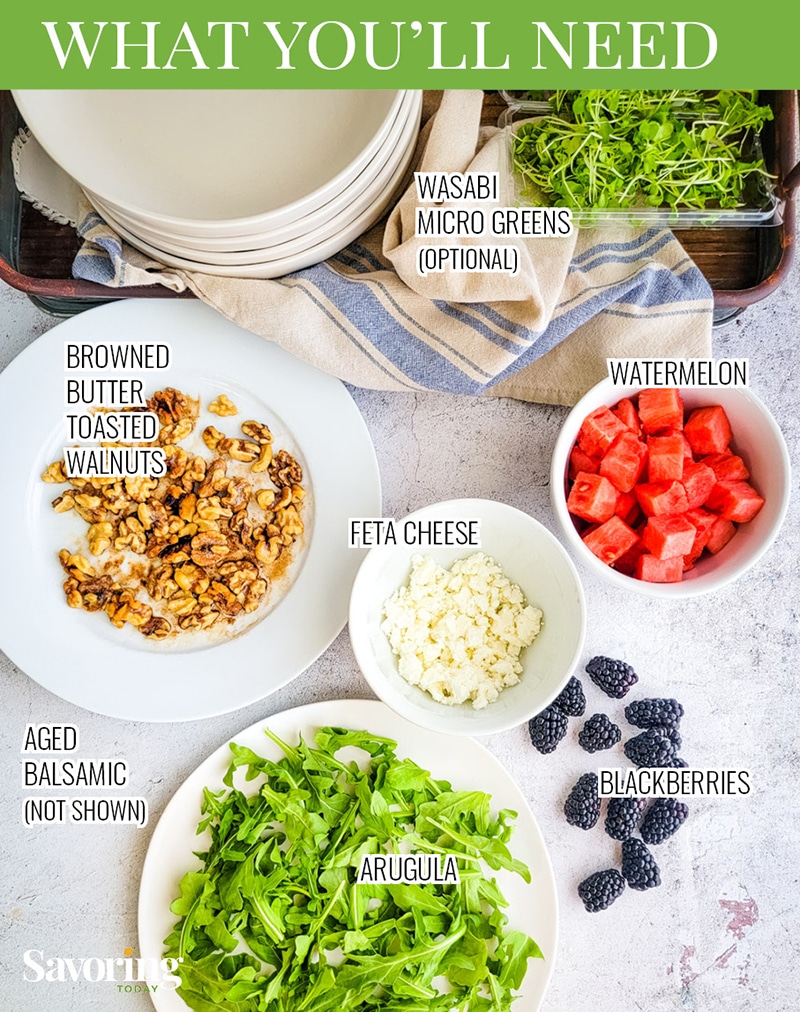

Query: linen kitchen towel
<box><xmin>64</xmin><ymin>90</ymin><xmax>714</xmax><ymax>405</ymax></box>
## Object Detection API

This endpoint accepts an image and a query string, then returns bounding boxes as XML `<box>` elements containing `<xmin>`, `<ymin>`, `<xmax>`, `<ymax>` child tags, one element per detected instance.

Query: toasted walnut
<box><xmin>251</xmin><ymin>443</ymin><xmax>273</xmax><ymax>473</ymax></box>
<box><xmin>196</xmin><ymin>496</ymin><xmax>232</xmax><ymax>522</ymax></box>
<box><xmin>243</xmin><ymin>578</ymin><xmax>268</xmax><ymax>613</ymax></box>
<box><xmin>279</xmin><ymin>505</ymin><xmax>304</xmax><ymax>538</ymax></box>
<box><xmin>141</xmin><ymin>616</ymin><xmax>171</xmax><ymax>639</ymax></box>
<box><xmin>269</xmin><ymin>450</ymin><xmax>303</xmax><ymax>488</ymax></box>
<box><xmin>185</xmin><ymin>456</ymin><xmax>207</xmax><ymax>484</ymax></box>
<box><xmin>255</xmin><ymin>489</ymin><xmax>276</xmax><ymax>511</ymax></box>
<box><xmin>148</xmin><ymin>387</ymin><xmax>199</xmax><ymax>425</ymax></box>
<box><xmin>42</xmin><ymin>460</ymin><xmax>67</xmax><ymax>484</ymax></box>
<box><xmin>222</xmin><ymin>438</ymin><xmax>260</xmax><ymax>463</ymax></box>
<box><xmin>146</xmin><ymin>565</ymin><xmax>179</xmax><ymax>602</ymax></box>
<box><xmin>88</xmin><ymin>521</ymin><xmax>114</xmax><ymax>556</ymax></box>
<box><xmin>174</xmin><ymin>563</ymin><xmax>210</xmax><ymax>595</ymax></box>
<box><xmin>159</xmin><ymin>418</ymin><xmax>195</xmax><ymax>445</ymax></box>
<box><xmin>202</xmin><ymin>426</ymin><xmax>225</xmax><ymax>451</ymax></box>
<box><xmin>166</xmin><ymin>591</ymin><xmax>198</xmax><ymax>617</ymax></box>
<box><xmin>52</xmin><ymin>491</ymin><xmax>77</xmax><ymax>513</ymax></box>
<box><xmin>241</xmin><ymin>420</ymin><xmax>273</xmax><ymax>444</ymax></box>
<box><xmin>220</xmin><ymin>478</ymin><xmax>251</xmax><ymax>512</ymax></box>
<box><xmin>164</xmin><ymin>444</ymin><xmax>190</xmax><ymax>478</ymax></box>
<box><xmin>197</xmin><ymin>458</ymin><xmax>228</xmax><ymax>497</ymax></box>
<box><xmin>202</xmin><ymin>581</ymin><xmax>242</xmax><ymax>618</ymax></box>
<box><xmin>273</xmin><ymin>486</ymin><xmax>293</xmax><ymax>511</ymax></box>
<box><xmin>208</xmin><ymin>394</ymin><xmax>238</xmax><ymax>417</ymax></box>
<box><xmin>191</xmin><ymin>532</ymin><xmax>230</xmax><ymax>566</ymax></box>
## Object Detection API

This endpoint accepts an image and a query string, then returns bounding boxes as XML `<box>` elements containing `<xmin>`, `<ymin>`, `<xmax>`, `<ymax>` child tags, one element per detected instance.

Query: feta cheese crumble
<box><xmin>381</xmin><ymin>552</ymin><xmax>543</xmax><ymax>709</ymax></box>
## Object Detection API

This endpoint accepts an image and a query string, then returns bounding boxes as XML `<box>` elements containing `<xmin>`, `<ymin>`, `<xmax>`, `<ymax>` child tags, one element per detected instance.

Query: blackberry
<box><xmin>564</xmin><ymin>773</ymin><xmax>601</xmax><ymax>830</ymax></box>
<box><xmin>578</xmin><ymin>713</ymin><xmax>621</xmax><ymax>753</ymax></box>
<box><xmin>621</xmin><ymin>838</ymin><xmax>661</xmax><ymax>890</ymax></box>
<box><xmin>585</xmin><ymin>656</ymin><xmax>638</xmax><ymax>698</ymax></box>
<box><xmin>625</xmin><ymin>698</ymin><xmax>684</xmax><ymax>731</ymax></box>
<box><xmin>624</xmin><ymin>728</ymin><xmax>677</xmax><ymax>768</ymax></box>
<box><xmin>641</xmin><ymin>799</ymin><xmax>689</xmax><ymax>844</ymax></box>
<box><xmin>605</xmin><ymin>797</ymin><xmax>645</xmax><ymax>841</ymax></box>
<box><xmin>528</xmin><ymin>705</ymin><xmax>569</xmax><ymax>754</ymax></box>
<box><xmin>578</xmin><ymin>869</ymin><xmax>626</xmax><ymax>912</ymax></box>
<box><xmin>659</xmin><ymin>726</ymin><xmax>682</xmax><ymax>748</ymax></box>
<box><xmin>553</xmin><ymin>676</ymin><xmax>586</xmax><ymax>717</ymax></box>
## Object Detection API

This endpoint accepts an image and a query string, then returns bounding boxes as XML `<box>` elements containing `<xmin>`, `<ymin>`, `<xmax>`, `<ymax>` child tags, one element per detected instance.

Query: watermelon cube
<box><xmin>567</xmin><ymin>472</ymin><xmax>619</xmax><ymax>523</ymax></box>
<box><xmin>641</xmin><ymin>515</ymin><xmax>697</xmax><ymax>560</ymax></box>
<box><xmin>637</xmin><ymin>388</ymin><xmax>684</xmax><ymax>434</ymax></box>
<box><xmin>706</xmin><ymin>516</ymin><xmax>737</xmax><ymax>554</ymax></box>
<box><xmin>684</xmin><ymin>406</ymin><xmax>733</xmax><ymax>455</ymax></box>
<box><xmin>635</xmin><ymin>554</ymin><xmax>684</xmax><ymax>583</ymax></box>
<box><xmin>635</xmin><ymin>480</ymin><xmax>690</xmax><ymax>517</ymax></box>
<box><xmin>703</xmin><ymin>452</ymin><xmax>750</xmax><ymax>481</ymax></box>
<box><xmin>612</xmin><ymin>397</ymin><xmax>641</xmax><ymax>433</ymax></box>
<box><xmin>577</xmin><ymin>407</ymin><xmax>627</xmax><ymax>458</ymax></box>
<box><xmin>582</xmin><ymin>515</ymin><xmax>639</xmax><ymax>565</ymax></box>
<box><xmin>705</xmin><ymin>480</ymin><xmax>765</xmax><ymax>522</ymax></box>
<box><xmin>683</xmin><ymin>509</ymin><xmax>718</xmax><ymax>569</ymax></box>
<box><xmin>647</xmin><ymin>434</ymin><xmax>685</xmax><ymax>482</ymax></box>
<box><xmin>613</xmin><ymin>539</ymin><xmax>648</xmax><ymax>575</ymax></box>
<box><xmin>681</xmin><ymin>460</ymin><xmax>716</xmax><ymax>509</ymax></box>
<box><xmin>599</xmin><ymin>431</ymin><xmax>648</xmax><ymax>492</ymax></box>
<box><xmin>615</xmin><ymin>490</ymin><xmax>641</xmax><ymax>526</ymax></box>
<box><xmin>569</xmin><ymin>445</ymin><xmax>601</xmax><ymax>480</ymax></box>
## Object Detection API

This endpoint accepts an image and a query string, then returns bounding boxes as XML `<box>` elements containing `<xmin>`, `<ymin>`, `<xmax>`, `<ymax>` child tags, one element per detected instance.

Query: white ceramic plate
<box><xmin>138</xmin><ymin>699</ymin><xmax>558</xmax><ymax>1011</ymax></box>
<box><xmin>97</xmin><ymin>99</ymin><xmax>421</xmax><ymax>279</ymax></box>
<box><xmin>87</xmin><ymin>91</ymin><xmax>422</xmax><ymax>253</ymax></box>
<box><xmin>0</xmin><ymin>301</ymin><xmax>381</xmax><ymax>720</ymax></box>
<box><xmin>13</xmin><ymin>90</ymin><xmax>403</xmax><ymax>231</ymax></box>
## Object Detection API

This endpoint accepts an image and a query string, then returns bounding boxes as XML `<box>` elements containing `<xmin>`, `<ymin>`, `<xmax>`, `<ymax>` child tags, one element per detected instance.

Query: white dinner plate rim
<box><xmin>0</xmin><ymin>301</ymin><xmax>381</xmax><ymax>721</ymax></box>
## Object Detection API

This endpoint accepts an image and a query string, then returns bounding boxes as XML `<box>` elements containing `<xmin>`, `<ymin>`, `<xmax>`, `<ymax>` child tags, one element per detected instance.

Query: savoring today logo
<box><xmin>22</xmin><ymin>945</ymin><xmax>182</xmax><ymax>992</ymax></box>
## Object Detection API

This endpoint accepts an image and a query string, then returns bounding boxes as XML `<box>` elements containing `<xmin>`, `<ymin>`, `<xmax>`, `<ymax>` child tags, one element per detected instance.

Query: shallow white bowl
<box><xmin>349</xmin><ymin>498</ymin><xmax>586</xmax><ymax>736</ymax></box>
<box><xmin>13</xmin><ymin>89</ymin><xmax>403</xmax><ymax>234</ymax></box>
<box><xmin>550</xmin><ymin>379</ymin><xmax>791</xmax><ymax>597</ymax></box>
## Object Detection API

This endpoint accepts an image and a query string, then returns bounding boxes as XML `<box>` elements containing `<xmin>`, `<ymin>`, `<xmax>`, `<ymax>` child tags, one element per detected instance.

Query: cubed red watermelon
<box><xmin>684</xmin><ymin>406</ymin><xmax>733</xmax><ymax>455</ymax></box>
<box><xmin>612</xmin><ymin>397</ymin><xmax>641</xmax><ymax>433</ymax></box>
<box><xmin>635</xmin><ymin>480</ymin><xmax>690</xmax><ymax>517</ymax></box>
<box><xmin>681</xmin><ymin>460</ymin><xmax>716</xmax><ymax>509</ymax></box>
<box><xmin>635</xmin><ymin>554</ymin><xmax>684</xmax><ymax>583</ymax></box>
<box><xmin>577</xmin><ymin>406</ymin><xmax>627</xmax><ymax>458</ymax></box>
<box><xmin>705</xmin><ymin>480</ymin><xmax>765</xmax><ymax>522</ymax></box>
<box><xmin>567</xmin><ymin>472</ymin><xmax>619</xmax><ymax>523</ymax></box>
<box><xmin>637</xmin><ymin>388</ymin><xmax>684</xmax><ymax>433</ymax></box>
<box><xmin>641</xmin><ymin>515</ymin><xmax>697</xmax><ymax>560</ymax></box>
<box><xmin>569</xmin><ymin>445</ymin><xmax>601</xmax><ymax>480</ymax></box>
<box><xmin>566</xmin><ymin>390</ymin><xmax>763</xmax><ymax>584</ymax></box>
<box><xmin>582</xmin><ymin>515</ymin><xmax>639</xmax><ymax>565</ymax></box>
<box><xmin>706</xmin><ymin>516</ymin><xmax>737</xmax><ymax>554</ymax></box>
<box><xmin>647</xmin><ymin>434</ymin><xmax>685</xmax><ymax>482</ymax></box>
<box><xmin>599</xmin><ymin>431</ymin><xmax>648</xmax><ymax>492</ymax></box>
<box><xmin>703</xmin><ymin>452</ymin><xmax>750</xmax><ymax>481</ymax></box>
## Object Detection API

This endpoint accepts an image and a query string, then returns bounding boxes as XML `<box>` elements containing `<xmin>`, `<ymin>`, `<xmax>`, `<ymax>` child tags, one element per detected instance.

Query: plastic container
<box><xmin>501</xmin><ymin>103</ymin><xmax>783</xmax><ymax>228</ymax></box>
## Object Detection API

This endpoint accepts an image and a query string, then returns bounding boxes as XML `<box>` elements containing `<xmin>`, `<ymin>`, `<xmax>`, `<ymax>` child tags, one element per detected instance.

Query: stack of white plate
<box><xmin>12</xmin><ymin>89</ymin><xmax>422</xmax><ymax>278</ymax></box>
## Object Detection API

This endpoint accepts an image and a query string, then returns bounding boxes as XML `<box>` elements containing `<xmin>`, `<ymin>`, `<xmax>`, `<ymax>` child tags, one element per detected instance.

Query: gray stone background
<box><xmin>1</xmin><ymin>234</ymin><xmax>798</xmax><ymax>1011</ymax></box>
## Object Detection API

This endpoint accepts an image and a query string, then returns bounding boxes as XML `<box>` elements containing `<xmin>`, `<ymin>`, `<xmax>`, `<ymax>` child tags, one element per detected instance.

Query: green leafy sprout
<box><xmin>511</xmin><ymin>89</ymin><xmax>775</xmax><ymax>214</ymax></box>
<box><xmin>164</xmin><ymin>726</ymin><xmax>543</xmax><ymax>1011</ymax></box>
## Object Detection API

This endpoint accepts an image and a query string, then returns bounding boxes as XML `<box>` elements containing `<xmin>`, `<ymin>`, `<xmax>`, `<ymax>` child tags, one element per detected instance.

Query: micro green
<box><xmin>164</xmin><ymin>727</ymin><xmax>542</xmax><ymax>1011</ymax></box>
<box><xmin>511</xmin><ymin>89</ymin><xmax>774</xmax><ymax>214</ymax></box>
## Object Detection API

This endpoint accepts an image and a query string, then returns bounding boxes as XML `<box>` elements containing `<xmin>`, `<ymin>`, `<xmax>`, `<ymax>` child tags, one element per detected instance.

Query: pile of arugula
<box><xmin>511</xmin><ymin>89</ymin><xmax>774</xmax><ymax>213</ymax></box>
<box><xmin>165</xmin><ymin>727</ymin><xmax>542</xmax><ymax>1011</ymax></box>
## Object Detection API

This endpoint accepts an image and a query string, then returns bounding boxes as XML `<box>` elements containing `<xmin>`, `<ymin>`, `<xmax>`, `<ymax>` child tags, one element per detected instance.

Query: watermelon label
<box><xmin>607</xmin><ymin>359</ymin><xmax>749</xmax><ymax>388</ymax></box>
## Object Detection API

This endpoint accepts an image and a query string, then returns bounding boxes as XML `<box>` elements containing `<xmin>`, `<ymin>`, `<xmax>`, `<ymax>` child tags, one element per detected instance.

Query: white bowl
<box><xmin>348</xmin><ymin>498</ymin><xmax>586</xmax><ymax>736</ymax></box>
<box><xmin>550</xmin><ymin>379</ymin><xmax>791</xmax><ymax>597</ymax></box>
<box><xmin>13</xmin><ymin>89</ymin><xmax>403</xmax><ymax>233</ymax></box>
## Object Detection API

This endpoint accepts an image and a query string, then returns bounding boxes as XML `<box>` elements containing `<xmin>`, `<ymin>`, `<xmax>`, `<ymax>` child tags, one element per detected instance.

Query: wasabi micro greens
<box><xmin>511</xmin><ymin>89</ymin><xmax>774</xmax><ymax>213</ymax></box>
<box><xmin>164</xmin><ymin>727</ymin><xmax>542</xmax><ymax>1011</ymax></box>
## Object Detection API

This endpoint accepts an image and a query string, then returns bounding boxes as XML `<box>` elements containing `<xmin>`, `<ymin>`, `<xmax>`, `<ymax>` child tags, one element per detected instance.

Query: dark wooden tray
<box><xmin>1</xmin><ymin>90</ymin><xmax>797</xmax><ymax>320</ymax></box>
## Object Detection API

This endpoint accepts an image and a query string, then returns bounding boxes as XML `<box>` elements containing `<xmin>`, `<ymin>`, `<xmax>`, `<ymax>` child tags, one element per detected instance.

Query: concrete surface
<box><xmin>1</xmin><ymin>241</ymin><xmax>798</xmax><ymax>1012</ymax></box>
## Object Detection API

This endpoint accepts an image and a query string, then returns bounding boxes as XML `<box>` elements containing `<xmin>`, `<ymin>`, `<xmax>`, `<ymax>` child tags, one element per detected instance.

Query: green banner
<box><xmin>1</xmin><ymin>1</ymin><xmax>799</xmax><ymax>88</ymax></box>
